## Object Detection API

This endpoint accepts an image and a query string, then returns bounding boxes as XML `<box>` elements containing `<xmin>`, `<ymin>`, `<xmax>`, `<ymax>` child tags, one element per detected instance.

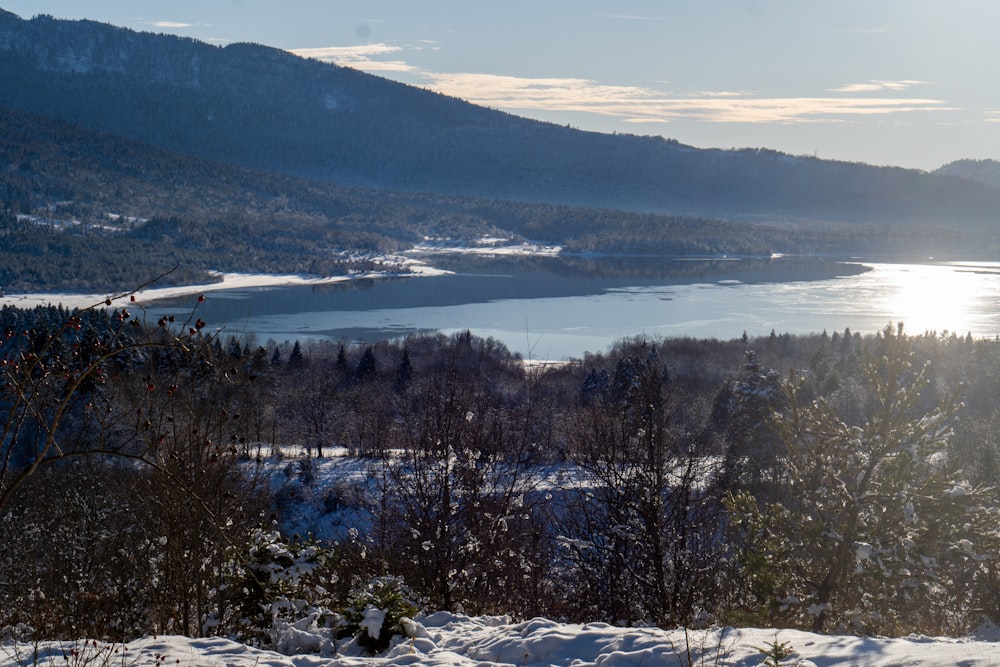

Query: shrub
<box><xmin>334</xmin><ymin>576</ymin><xmax>419</xmax><ymax>654</ymax></box>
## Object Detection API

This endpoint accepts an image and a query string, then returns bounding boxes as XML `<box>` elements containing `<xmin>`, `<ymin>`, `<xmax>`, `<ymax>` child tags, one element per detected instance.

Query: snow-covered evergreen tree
<box><xmin>728</xmin><ymin>325</ymin><xmax>998</xmax><ymax>635</ymax></box>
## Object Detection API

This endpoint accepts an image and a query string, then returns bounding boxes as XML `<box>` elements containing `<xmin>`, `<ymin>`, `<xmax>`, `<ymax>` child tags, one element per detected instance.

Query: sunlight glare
<box><xmin>877</xmin><ymin>263</ymin><xmax>992</xmax><ymax>337</ymax></box>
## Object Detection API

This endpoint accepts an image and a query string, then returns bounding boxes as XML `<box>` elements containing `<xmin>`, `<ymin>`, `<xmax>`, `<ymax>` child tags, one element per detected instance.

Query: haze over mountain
<box><xmin>2</xmin><ymin>7</ymin><xmax>1000</xmax><ymax>227</ymax></box>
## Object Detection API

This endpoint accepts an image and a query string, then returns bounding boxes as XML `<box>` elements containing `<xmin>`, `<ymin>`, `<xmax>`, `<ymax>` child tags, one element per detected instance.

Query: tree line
<box><xmin>3</xmin><ymin>300</ymin><xmax>1000</xmax><ymax>649</ymax></box>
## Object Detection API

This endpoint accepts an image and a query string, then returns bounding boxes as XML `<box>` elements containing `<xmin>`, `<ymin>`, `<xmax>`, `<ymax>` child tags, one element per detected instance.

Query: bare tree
<box><xmin>556</xmin><ymin>341</ymin><xmax>725</xmax><ymax>626</ymax></box>
<box><xmin>0</xmin><ymin>284</ymin><xmax>214</xmax><ymax>513</ymax></box>
<box><xmin>373</xmin><ymin>355</ymin><xmax>548</xmax><ymax>615</ymax></box>
<box><xmin>0</xmin><ymin>286</ymin><xmax>275</xmax><ymax>639</ymax></box>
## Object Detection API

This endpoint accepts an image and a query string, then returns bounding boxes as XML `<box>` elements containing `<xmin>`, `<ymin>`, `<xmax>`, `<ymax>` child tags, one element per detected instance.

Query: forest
<box><xmin>3</xmin><ymin>298</ymin><xmax>1000</xmax><ymax>653</ymax></box>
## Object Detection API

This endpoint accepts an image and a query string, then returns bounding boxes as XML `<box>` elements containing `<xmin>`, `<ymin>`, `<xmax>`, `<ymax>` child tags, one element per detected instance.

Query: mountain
<box><xmin>14</xmin><ymin>103</ymin><xmax>901</xmax><ymax>293</ymax></box>
<box><xmin>935</xmin><ymin>159</ymin><xmax>1000</xmax><ymax>189</ymax></box>
<box><xmin>2</xmin><ymin>8</ymin><xmax>1000</xmax><ymax>225</ymax></box>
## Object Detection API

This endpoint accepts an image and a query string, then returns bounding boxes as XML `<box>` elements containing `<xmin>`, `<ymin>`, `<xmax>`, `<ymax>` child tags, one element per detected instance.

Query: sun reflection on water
<box><xmin>871</xmin><ymin>262</ymin><xmax>1000</xmax><ymax>337</ymax></box>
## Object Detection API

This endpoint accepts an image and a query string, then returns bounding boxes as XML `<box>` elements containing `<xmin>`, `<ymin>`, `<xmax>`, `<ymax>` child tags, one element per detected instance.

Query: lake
<box><xmin>148</xmin><ymin>256</ymin><xmax>1000</xmax><ymax>360</ymax></box>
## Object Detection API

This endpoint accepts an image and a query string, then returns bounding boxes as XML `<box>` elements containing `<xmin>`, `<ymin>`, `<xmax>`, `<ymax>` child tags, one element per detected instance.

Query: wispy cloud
<box><xmin>691</xmin><ymin>90</ymin><xmax>750</xmax><ymax>98</ymax></box>
<box><xmin>420</xmin><ymin>72</ymin><xmax>952</xmax><ymax>124</ymax></box>
<box><xmin>830</xmin><ymin>80</ymin><xmax>929</xmax><ymax>93</ymax></box>
<box><xmin>289</xmin><ymin>45</ymin><xmax>951</xmax><ymax>124</ymax></box>
<box><xmin>149</xmin><ymin>20</ymin><xmax>192</xmax><ymax>29</ymax></box>
<box><xmin>290</xmin><ymin>44</ymin><xmax>417</xmax><ymax>72</ymax></box>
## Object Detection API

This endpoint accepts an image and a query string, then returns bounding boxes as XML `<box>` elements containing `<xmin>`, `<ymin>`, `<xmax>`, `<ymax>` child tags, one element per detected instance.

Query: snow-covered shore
<box><xmin>0</xmin><ymin>240</ymin><xmax>561</xmax><ymax>312</ymax></box>
<box><xmin>0</xmin><ymin>258</ymin><xmax>452</xmax><ymax>312</ymax></box>
<box><xmin>4</xmin><ymin>614</ymin><xmax>1000</xmax><ymax>666</ymax></box>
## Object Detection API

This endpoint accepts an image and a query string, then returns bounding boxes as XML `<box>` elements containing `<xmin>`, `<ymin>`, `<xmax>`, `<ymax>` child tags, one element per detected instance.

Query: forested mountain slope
<box><xmin>3</xmin><ymin>8</ymin><xmax>1000</xmax><ymax>225</ymax></box>
<box><xmin>8</xmin><ymin>105</ymin><xmax>899</xmax><ymax>292</ymax></box>
<box><xmin>936</xmin><ymin>159</ymin><xmax>1000</xmax><ymax>189</ymax></box>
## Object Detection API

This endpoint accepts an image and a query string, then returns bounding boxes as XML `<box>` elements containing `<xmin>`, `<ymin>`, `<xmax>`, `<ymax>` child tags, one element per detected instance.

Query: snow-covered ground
<box><xmin>4</xmin><ymin>614</ymin><xmax>1000</xmax><ymax>666</ymax></box>
<box><xmin>0</xmin><ymin>237</ymin><xmax>560</xmax><ymax>311</ymax></box>
<box><xmin>0</xmin><ymin>257</ymin><xmax>451</xmax><ymax>311</ymax></box>
<box><xmin>409</xmin><ymin>238</ymin><xmax>562</xmax><ymax>257</ymax></box>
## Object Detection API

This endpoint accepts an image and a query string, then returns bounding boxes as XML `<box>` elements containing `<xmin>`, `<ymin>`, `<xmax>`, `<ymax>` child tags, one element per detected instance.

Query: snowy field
<box><xmin>4</xmin><ymin>614</ymin><xmax>1000</xmax><ymax>666</ymax></box>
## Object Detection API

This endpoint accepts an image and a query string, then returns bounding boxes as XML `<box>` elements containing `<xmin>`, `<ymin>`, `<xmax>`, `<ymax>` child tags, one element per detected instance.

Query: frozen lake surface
<box><xmin>149</xmin><ymin>257</ymin><xmax>1000</xmax><ymax>360</ymax></box>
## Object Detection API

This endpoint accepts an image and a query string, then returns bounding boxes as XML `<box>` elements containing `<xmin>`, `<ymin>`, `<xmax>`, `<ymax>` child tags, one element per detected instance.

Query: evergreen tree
<box><xmin>727</xmin><ymin>325</ymin><xmax>994</xmax><ymax>635</ymax></box>
<box><xmin>394</xmin><ymin>348</ymin><xmax>413</xmax><ymax>393</ymax></box>
<box><xmin>355</xmin><ymin>346</ymin><xmax>376</xmax><ymax>381</ymax></box>
<box><xmin>288</xmin><ymin>340</ymin><xmax>304</xmax><ymax>367</ymax></box>
<box><xmin>227</xmin><ymin>336</ymin><xmax>243</xmax><ymax>360</ymax></box>
<box><xmin>713</xmin><ymin>351</ymin><xmax>789</xmax><ymax>497</ymax></box>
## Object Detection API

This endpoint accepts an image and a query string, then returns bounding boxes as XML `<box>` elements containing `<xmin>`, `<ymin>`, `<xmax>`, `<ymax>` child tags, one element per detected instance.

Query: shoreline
<box><xmin>0</xmin><ymin>242</ymin><xmax>565</xmax><ymax>311</ymax></box>
<box><xmin>0</xmin><ymin>259</ymin><xmax>453</xmax><ymax>312</ymax></box>
<box><xmin>0</xmin><ymin>273</ymin><xmax>359</xmax><ymax>311</ymax></box>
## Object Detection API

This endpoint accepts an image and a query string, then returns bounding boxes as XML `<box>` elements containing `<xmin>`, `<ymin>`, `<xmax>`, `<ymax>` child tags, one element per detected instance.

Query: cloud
<box><xmin>691</xmin><ymin>90</ymin><xmax>750</xmax><ymax>98</ymax></box>
<box><xmin>290</xmin><ymin>43</ymin><xmax>418</xmax><ymax>72</ymax></box>
<box><xmin>830</xmin><ymin>80</ymin><xmax>928</xmax><ymax>93</ymax></box>
<box><xmin>288</xmin><ymin>43</ymin><xmax>951</xmax><ymax>125</ymax></box>
<box><xmin>418</xmin><ymin>72</ymin><xmax>952</xmax><ymax>124</ymax></box>
<box><xmin>292</xmin><ymin>44</ymin><xmax>402</xmax><ymax>59</ymax></box>
<box><xmin>149</xmin><ymin>20</ymin><xmax>192</xmax><ymax>29</ymax></box>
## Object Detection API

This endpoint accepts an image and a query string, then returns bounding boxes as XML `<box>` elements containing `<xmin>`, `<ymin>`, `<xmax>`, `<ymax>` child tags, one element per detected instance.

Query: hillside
<box><xmin>9</xmin><ymin>102</ymin><xmax>999</xmax><ymax>293</ymax></box>
<box><xmin>936</xmin><ymin>159</ymin><xmax>1000</xmax><ymax>189</ymax></box>
<box><xmin>3</xmin><ymin>8</ymin><xmax>1000</xmax><ymax>225</ymax></box>
<box><xmin>13</xmin><ymin>103</ymin><xmax>991</xmax><ymax>293</ymax></box>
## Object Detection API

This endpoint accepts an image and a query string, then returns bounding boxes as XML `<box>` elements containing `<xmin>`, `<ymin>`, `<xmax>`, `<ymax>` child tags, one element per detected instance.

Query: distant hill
<box><xmin>935</xmin><ymin>159</ymin><xmax>1000</xmax><ymax>189</ymax></box>
<box><xmin>2</xmin><ymin>8</ymin><xmax>1000</xmax><ymax>225</ymax></box>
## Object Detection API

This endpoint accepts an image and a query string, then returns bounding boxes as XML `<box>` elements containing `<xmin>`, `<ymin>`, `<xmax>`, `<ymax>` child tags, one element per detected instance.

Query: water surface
<box><xmin>149</xmin><ymin>257</ymin><xmax>1000</xmax><ymax>360</ymax></box>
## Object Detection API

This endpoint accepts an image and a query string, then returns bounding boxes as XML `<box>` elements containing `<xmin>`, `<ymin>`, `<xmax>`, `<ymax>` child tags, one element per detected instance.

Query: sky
<box><xmin>4</xmin><ymin>0</ymin><xmax>1000</xmax><ymax>171</ymax></box>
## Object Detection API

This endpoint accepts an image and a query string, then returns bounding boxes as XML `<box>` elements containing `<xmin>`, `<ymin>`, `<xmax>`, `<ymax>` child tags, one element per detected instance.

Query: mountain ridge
<box><xmin>2</xmin><ymin>8</ymin><xmax>1000</xmax><ymax>225</ymax></box>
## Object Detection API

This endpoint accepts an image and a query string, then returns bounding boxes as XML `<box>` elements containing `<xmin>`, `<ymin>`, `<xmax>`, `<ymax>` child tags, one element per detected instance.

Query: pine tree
<box><xmin>355</xmin><ymin>346</ymin><xmax>376</xmax><ymax>381</ymax></box>
<box><xmin>727</xmin><ymin>325</ymin><xmax>993</xmax><ymax>635</ymax></box>
<box><xmin>288</xmin><ymin>340</ymin><xmax>304</xmax><ymax>367</ymax></box>
<box><xmin>394</xmin><ymin>348</ymin><xmax>413</xmax><ymax>393</ymax></box>
<box><xmin>714</xmin><ymin>351</ymin><xmax>789</xmax><ymax>497</ymax></box>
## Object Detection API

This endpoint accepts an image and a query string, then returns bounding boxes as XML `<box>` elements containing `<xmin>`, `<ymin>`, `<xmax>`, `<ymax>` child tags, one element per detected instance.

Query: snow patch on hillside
<box><xmin>409</xmin><ymin>237</ymin><xmax>562</xmax><ymax>256</ymax></box>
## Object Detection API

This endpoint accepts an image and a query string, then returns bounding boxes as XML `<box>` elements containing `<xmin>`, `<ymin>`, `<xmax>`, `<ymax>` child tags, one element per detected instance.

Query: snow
<box><xmin>0</xmin><ymin>236</ymin><xmax>561</xmax><ymax>311</ymax></box>
<box><xmin>360</xmin><ymin>607</ymin><xmax>386</xmax><ymax>640</ymax></box>
<box><xmin>0</xmin><ymin>256</ymin><xmax>451</xmax><ymax>311</ymax></box>
<box><xmin>5</xmin><ymin>615</ymin><xmax>1000</xmax><ymax>666</ymax></box>
<box><xmin>410</xmin><ymin>239</ymin><xmax>562</xmax><ymax>257</ymax></box>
